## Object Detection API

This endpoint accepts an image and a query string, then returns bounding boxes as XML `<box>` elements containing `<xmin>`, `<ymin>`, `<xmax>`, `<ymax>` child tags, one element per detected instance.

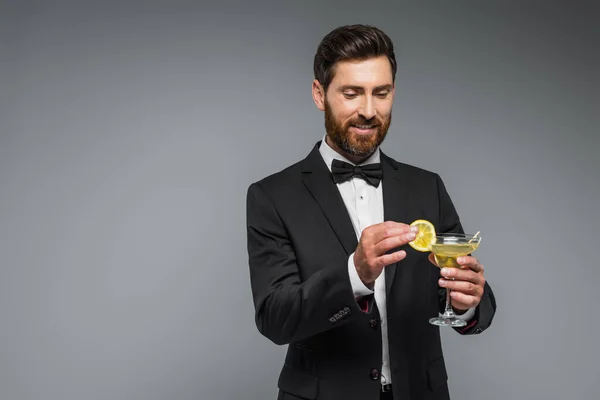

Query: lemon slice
<box><xmin>408</xmin><ymin>219</ymin><xmax>436</xmax><ymax>252</ymax></box>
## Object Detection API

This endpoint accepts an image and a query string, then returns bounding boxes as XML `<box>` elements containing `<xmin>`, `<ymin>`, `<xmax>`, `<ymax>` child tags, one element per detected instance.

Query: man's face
<box><xmin>314</xmin><ymin>55</ymin><xmax>395</xmax><ymax>161</ymax></box>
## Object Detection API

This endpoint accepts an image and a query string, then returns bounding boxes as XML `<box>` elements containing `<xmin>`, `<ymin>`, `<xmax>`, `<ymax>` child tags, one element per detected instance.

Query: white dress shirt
<box><xmin>318</xmin><ymin>136</ymin><xmax>474</xmax><ymax>386</ymax></box>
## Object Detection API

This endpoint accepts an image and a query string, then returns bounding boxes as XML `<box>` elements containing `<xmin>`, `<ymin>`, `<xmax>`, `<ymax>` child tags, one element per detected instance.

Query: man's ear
<box><xmin>312</xmin><ymin>80</ymin><xmax>325</xmax><ymax>111</ymax></box>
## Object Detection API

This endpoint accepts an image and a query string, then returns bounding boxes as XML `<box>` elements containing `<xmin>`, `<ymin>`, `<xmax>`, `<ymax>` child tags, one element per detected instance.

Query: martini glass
<box><xmin>429</xmin><ymin>233</ymin><xmax>481</xmax><ymax>327</ymax></box>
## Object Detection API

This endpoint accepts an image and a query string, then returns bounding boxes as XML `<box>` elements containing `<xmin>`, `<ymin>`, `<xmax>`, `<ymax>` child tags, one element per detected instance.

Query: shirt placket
<box><xmin>354</xmin><ymin>178</ymin><xmax>390</xmax><ymax>385</ymax></box>
<box><xmin>354</xmin><ymin>179</ymin><xmax>372</xmax><ymax>233</ymax></box>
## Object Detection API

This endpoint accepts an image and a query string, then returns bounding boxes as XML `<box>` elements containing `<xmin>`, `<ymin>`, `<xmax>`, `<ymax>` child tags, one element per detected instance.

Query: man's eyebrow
<box><xmin>374</xmin><ymin>84</ymin><xmax>393</xmax><ymax>91</ymax></box>
<box><xmin>338</xmin><ymin>84</ymin><xmax>393</xmax><ymax>92</ymax></box>
<box><xmin>339</xmin><ymin>85</ymin><xmax>364</xmax><ymax>92</ymax></box>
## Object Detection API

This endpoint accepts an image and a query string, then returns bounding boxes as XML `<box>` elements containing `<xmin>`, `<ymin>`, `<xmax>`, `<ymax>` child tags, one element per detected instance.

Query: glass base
<box><xmin>429</xmin><ymin>316</ymin><xmax>467</xmax><ymax>327</ymax></box>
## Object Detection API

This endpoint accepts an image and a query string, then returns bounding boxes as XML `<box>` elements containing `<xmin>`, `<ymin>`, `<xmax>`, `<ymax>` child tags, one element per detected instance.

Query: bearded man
<box><xmin>246</xmin><ymin>24</ymin><xmax>496</xmax><ymax>400</ymax></box>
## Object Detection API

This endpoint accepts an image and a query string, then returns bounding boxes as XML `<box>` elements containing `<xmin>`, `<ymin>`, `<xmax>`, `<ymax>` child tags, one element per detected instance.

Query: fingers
<box><xmin>439</xmin><ymin>278</ymin><xmax>484</xmax><ymax>298</ymax></box>
<box><xmin>449</xmin><ymin>291</ymin><xmax>481</xmax><ymax>309</ymax></box>
<box><xmin>377</xmin><ymin>250</ymin><xmax>407</xmax><ymax>268</ymax></box>
<box><xmin>354</xmin><ymin>245</ymin><xmax>406</xmax><ymax>287</ymax></box>
<box><xmin>439</xmin><ymin>259</ymin><xmax>485</xmax><ymax>308</ymax></box>
<box><xmin>428</xmin><ymin>253</ymin><xmax>438</xmax><ymax>267</ymax></box>
<box><xmin>374</xmin><ymin>230</ymin><xmax>416</xmax><ymax>255</ymax></box>
<box><xmin>440</xmin><ymin>268</ymin><xmax>484</xmax><ymax>285</ymax></box>
<box><xmin>368</xmin><ymin>221</ymin><xmax>414</xmax><ymax>243</ymax></box>
<box><xmin>354</xmin><ymin>221</ymin><xmax>423</xmax><ymax>286</ymax></box>
<box><xmin>457</xmin><ymin>256</ymin><xmax>484</xmax><ymax>273</ymax></box>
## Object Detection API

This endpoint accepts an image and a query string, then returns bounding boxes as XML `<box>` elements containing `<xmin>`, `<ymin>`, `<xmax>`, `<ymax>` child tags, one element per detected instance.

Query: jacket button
<box><xmin>371</xmin><ymin>368</ymin><xmax>380</xmax><ymax>380</ymax></box>
<box><xmin>369</xmin><ymin>318</ymin><xmax>378</xmax><ymax>329</ymax></box>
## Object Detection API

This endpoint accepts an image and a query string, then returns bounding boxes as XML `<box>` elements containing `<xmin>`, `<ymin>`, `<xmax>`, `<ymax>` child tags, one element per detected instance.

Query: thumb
<box><xmin>428</xmin><ymin>253</ymin><xmax>438</xmax><ymax>267</ymax></box>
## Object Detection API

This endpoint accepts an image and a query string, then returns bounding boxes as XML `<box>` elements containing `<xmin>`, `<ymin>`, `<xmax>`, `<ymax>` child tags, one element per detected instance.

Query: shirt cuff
<box><xmin>454</xmin><ymin>307</ymin><xmax>476</xmax><ymax>321</ymax></box>
<box><xmin>348</xmin><ymin>252</ymin><xmax>374</xmax><ymax>298</ymax></box>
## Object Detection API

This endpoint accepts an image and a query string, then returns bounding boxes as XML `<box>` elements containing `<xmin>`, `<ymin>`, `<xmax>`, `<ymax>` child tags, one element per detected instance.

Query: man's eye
<box><xmin>375</xmin><ymin>92</ymin><xmax>389</xmax><ymax>98</ymax></box>
<box><xmin>343</xmin><ymin>93</ymin><xmax>358</xmax><ymax>99</ymax></box>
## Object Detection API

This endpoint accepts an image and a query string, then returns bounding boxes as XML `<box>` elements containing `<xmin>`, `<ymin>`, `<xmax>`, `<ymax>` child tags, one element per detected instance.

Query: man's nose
<box><xmin>358</xmin><ymin>96</ymin><xmax>376</xmax><ymax>119</ymax></box>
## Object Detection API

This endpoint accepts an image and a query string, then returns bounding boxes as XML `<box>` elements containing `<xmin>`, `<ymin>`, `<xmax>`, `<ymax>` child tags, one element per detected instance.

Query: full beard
<box><xmin>324</xmin><ymin>100</ymin><xmax>391</xmax><ymax>159</ymax></box>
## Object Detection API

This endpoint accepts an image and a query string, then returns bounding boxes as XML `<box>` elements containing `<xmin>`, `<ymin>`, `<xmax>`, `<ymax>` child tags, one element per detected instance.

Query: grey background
<box><xmin>1</xmin><ymin>0</ymin><xmax>598</xmax><ymax>399</ymax></box>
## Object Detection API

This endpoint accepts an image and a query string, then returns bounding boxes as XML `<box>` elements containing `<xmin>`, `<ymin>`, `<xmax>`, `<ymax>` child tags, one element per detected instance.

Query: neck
<box><xmin>325</xmin><ymin>135</ymin><xmax>372</xmax><ymax>165</ymax></box>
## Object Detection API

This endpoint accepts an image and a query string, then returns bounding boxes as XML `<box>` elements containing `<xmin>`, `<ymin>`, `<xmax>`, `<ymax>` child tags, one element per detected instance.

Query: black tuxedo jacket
<box><xmin>246</xmin><ymin>142</ymin><xmax>496</xmax><ymax>400</ymax></box>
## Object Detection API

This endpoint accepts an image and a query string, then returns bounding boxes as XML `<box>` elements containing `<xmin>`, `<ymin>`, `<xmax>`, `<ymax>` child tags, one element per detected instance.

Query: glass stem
<box><xmin>444</xmin><ymin>287</ymin><xmax>454</xmax><ymax>317</ymax></box>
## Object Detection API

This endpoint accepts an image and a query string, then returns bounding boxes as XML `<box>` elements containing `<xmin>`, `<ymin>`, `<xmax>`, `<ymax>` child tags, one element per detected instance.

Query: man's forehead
<box><xmin>330</xmin><ymin>56</ymin><xmax>393</xmax><ymax>88</ymax></box>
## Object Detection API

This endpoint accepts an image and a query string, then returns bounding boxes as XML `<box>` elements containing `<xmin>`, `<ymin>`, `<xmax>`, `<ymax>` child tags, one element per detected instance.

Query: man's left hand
<box><xmin>428</xmin><ymin>254</ymin><xmax>485</xmax><ymax>311</ymax></box>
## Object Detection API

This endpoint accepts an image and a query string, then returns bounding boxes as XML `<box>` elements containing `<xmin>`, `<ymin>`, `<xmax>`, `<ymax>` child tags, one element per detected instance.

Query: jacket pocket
<box><xmin>278</xmin><ymin>364</ymin><xmax>319</xmax><ymax>399</ymax></box>
<box><xmin>427</xmin><ymin>356</ymin><xmax>448</xmax><ymax>391</ymax></box>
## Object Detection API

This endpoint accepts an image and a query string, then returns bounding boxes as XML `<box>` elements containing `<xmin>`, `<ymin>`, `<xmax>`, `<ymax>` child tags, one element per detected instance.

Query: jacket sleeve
<box><xmin>434</xmin><ymin>174</ymin><xmax>497</xmax><ymax>335</ymax></box>
<box><xmin>246</xmin><ymin>182</ymin><xmax>363</xmax><ymax>345</ymax></box>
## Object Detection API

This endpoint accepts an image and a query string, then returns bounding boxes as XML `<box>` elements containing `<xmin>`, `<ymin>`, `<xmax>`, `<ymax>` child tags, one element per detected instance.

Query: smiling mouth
<box><xmin>350</xmin><ymin>124</ymin><xmax>378</xmax><ymax>132</ymax></box>
<box><xmin>352</xmin><ymin>124</ymin><xmax>377</xmax><ymax>129</ymax></box>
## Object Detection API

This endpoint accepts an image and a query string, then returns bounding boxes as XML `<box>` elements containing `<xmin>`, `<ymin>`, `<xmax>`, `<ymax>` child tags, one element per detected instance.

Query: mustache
<box><xmin>347</xmin><ymin>117</ymin><xmax>380</xmax><ymax>126</ymax></box>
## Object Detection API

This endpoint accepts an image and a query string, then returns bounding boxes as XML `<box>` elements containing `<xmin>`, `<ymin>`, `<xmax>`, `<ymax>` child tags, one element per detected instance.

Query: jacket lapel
<box><xmin>381</xmin><ymin>152</ymin><xmax>409</xmax><ymax>294</ymax></box>
<box><xmin>301</xmin><ymin>142</ymin><xmax>358</xmax><ymax>256</ymax></box>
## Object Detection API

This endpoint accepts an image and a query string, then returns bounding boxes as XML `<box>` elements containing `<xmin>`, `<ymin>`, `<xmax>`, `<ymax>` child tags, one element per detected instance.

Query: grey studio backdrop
<box><xmin>1</xmin><ymin>1</ymin><xmax>598</xmax><ymax>399</ymax></box>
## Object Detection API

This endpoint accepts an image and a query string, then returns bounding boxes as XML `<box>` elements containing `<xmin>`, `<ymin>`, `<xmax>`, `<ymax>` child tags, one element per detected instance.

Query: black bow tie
<box><xmin>331</xmin><ymin>159</ymin><xmax>383</xmax><ymax>187</ymax></box>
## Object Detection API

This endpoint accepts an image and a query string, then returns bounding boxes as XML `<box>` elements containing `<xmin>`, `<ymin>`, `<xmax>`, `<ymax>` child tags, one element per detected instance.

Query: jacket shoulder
<box><xmin>381</xmin><ymin>152</ymin><xmax>441</xmax><ymax>182</ymax></box>
<box><xmin>247</xmin><ymin>158</ymin><xmax>305</xmax><ymax>195</ymax></box>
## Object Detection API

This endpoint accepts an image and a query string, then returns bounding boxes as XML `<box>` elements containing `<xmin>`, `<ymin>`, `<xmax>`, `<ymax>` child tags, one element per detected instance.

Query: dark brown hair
<box><xmin>313</xmin><ymin>24</ymin><xmax>397</xmax><ymax>93</ymax></box>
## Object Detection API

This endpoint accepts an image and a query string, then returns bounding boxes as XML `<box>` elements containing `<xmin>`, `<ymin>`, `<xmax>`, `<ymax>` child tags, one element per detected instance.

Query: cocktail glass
<box><xmin>429</xmin><ymin>233</ymin><xmax>481</xmax><ymax>327</ymax></box>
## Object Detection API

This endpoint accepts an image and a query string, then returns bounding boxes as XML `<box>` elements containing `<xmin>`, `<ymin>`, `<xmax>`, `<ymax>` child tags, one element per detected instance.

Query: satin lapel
<box><xmin>301</xmin><ymin>143</ymin><xmax>358</xmax><ymax>256</ymax></box>
<box><xmin>381</xmin><ymin>153</ymin><xmax>409</xmax><ymax>294</ymax></box>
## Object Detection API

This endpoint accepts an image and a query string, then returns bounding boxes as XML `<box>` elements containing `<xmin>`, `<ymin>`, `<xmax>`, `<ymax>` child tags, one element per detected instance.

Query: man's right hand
<box><xmin>354</xmin><ymin>221</ymin><xmax>418</xmax><ymax>289</ymax></box>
